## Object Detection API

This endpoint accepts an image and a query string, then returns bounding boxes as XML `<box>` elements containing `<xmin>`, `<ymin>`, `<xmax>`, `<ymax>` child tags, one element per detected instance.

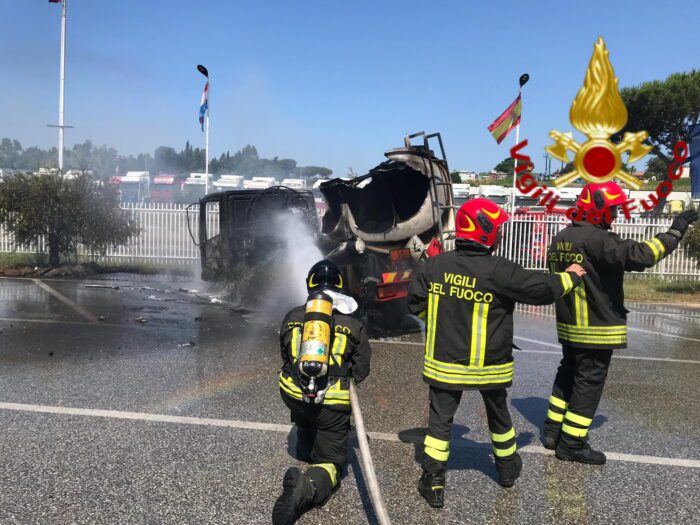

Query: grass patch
<box><xmin>624</xmin><ymin>277</ymin><xmax>700</xmax><ymax>303</ymax></box>
<box><xmin>0</xmin><ymin>252</ymin><xmax>46</xmax><ymax>268</ymax></box>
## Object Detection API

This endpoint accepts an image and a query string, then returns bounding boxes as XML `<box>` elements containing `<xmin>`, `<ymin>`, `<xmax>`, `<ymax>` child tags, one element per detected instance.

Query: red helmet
<box><xmin>577</xmin><ymin>182</ymin><xmax>626</xmax><ymax>213</ymax></box>
<box><xmin>455</xmin><ymin>198</ymin><xmax>509</xmax><ymax>248</ymax></box>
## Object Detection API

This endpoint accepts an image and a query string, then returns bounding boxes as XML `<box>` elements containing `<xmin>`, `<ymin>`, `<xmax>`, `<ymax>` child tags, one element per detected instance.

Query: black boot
<box><xmin>418</xmin><ymin>470</ymin><xmax>445</xmax><ymax>508</ymax></box>
<box><xmin>555</xmin><ymin>440</ymin><xmax>606</xmax><ymax>465</ymax></box>
<box><xmin>496</xmin><ymin>453</ymin><xmax>522</xmax><ymax>488</ymax></box>
<box><xmin>272</xmin><ymin>467</ymin><xmax>315</xmax><ymax>525</ymax></box>
<box><xmin>542</xmin><ymin>430</ymin><xmax>560</xmax><ymax>450</ymax></box>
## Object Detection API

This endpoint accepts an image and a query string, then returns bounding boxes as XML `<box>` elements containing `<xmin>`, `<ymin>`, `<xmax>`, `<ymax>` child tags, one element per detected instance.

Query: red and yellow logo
<box><xmin>546</xmin><ymin>38</ymin><xmax>650</xmax><ymax>190</ymax></box>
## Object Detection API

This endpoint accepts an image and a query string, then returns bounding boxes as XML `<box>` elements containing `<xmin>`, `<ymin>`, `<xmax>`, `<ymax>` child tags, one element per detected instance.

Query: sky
<box><xmin>0</xmin><ymin>0</ymin><xmax>698</xmax><ymax>177</ymax></box>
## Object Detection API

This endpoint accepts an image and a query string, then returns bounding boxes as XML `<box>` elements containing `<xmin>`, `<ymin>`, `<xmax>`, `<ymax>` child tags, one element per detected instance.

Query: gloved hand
<box><xmin>670</xmin><ymin>209</ymin><xmax>699</xmax><ymax>236</ymax></box>
<box><xmin>565</xmin><ymin>263</ymin><xmax>587</xmax><ymax>277</ymax></box>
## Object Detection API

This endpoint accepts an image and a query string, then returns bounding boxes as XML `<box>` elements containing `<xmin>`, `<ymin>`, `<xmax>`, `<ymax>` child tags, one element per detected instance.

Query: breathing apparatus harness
<box><xmin>293</xmin><ymin>260</ymin><xmax>353</xmax><ymax>404</ymax></box>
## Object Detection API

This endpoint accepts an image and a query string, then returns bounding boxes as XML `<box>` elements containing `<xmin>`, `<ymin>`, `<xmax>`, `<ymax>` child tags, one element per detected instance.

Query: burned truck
<box><xmin>318</xmin><ymin>132</ymin><xmax>455</xmax><ymax>327</ymax></box>
<box><xmin>191</xmin><ymin>186</ymin><xmax>318</xmax><ymax>281</ymax></box>
<box><xmin>191</xmin><ymin>132</ymin><xmax>454</xmax><ymax>328</ymax></box>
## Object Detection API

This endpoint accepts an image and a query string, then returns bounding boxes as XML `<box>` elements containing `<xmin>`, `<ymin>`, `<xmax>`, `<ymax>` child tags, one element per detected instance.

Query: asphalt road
<box><xmin>0</xmin><ymin>275</ymin><xmax>698</xmax><ymax>525</ymax></box>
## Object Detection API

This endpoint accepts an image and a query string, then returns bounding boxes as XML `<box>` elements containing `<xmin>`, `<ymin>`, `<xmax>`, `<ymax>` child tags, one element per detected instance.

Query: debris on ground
<box><xmin>134</xmin><ymin>316</ymin><xmax>149</xmax><ymax>323</ymax></box>
<box><xmin>85</xmin><ymin>284</ymin><xmax>120</xmax><ymax>290</ymax></box>
<box><xmin>98</xmin><ymin>316</ymin><xmax>106</xmax><ymax>322</ymax></box>
<box><xmin>177</xmin><ymin>341</ymin><xmax>196</xmax><ymax>348</ymax></box>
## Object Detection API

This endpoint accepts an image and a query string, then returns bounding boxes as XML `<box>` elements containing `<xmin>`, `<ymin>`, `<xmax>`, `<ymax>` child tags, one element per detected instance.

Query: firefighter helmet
<box><xmin>576</xmin><ymin>182</ymin><xmax>626</xmax><ymax>213</ymax></box>
<box><xmin>455</xmin><ymin>198</ymin><xmax>509</xmax><ymax>248</ymax></box>
<box><xmin>306</xmin><ymin>260</ymin><xmax>346</xmax><ymax>293</ymax></box>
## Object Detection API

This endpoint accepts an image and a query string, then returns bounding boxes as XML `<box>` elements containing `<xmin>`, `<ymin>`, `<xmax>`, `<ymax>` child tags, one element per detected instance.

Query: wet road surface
<box><xmin>0</xmin><ymin>275</ymin><xmax>698</xmax><ymax>524</ymax></box>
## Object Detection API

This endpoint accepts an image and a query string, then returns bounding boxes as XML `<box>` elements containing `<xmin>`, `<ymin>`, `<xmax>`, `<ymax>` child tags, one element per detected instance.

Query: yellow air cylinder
<box><xmin>299</xmin><ymin>292</ymin><xmax>333</xmax><ymax>379</ymax></box>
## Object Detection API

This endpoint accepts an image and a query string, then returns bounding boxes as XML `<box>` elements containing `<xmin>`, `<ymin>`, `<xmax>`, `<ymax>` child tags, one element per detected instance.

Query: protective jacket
<box><xmin>408</xmin><ymin>243</ymin><xmax>581</xmax><ymax>391</ymax></box>
<box><xmin>278</xmin><ymin>306</ymin><xmax>371</xmax><ymax>411</ymax></box>
<box><xmin>548</xmin><ymin>221</ymin><xmax>679</xmax><ymax>350</ymax></box>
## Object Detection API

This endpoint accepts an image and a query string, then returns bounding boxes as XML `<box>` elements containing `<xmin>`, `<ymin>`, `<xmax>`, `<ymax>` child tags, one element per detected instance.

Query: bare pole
<box><xmin>507</xmin><ymin>121</ymin><xmax>520</xmax><ymax>260</ymax></box>
<box><xmin>205</xmin><ymin>96</ymin><xmax>210</xmax><ymax>194</ymax></box>
<box><xmin>58</xmin><ymin>0</ymin><xmax>67</xmax><ymax>171</ymax></box>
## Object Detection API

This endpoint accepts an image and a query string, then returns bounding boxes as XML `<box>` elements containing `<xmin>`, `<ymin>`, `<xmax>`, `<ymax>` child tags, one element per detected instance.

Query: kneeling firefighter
<box><xmin>543</xmin><ymin>182</ymin><xmax>698</xmax><ymax>464</ymax></box>
<box><xmin>408</xmin><ymin>198</ymin><xmax>586</xmax><ymax>508</ymax></box>
<box><xmin>273</xmin><ymin>260</ymin><xmax>371</xmax><ymax>525</ymax></box>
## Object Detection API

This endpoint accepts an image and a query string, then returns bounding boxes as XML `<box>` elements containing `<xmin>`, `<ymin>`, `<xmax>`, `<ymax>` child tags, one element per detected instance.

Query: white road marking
<box><xmin>1</xmin><ymin>401</ymin><xmax>698</xmax><ymax>469</ymax></box>
<box><xmin>515</xmin><ymin>309</ymin><xmax>700</xmax><ymax>344</ymax></box>
<box><xmin>370</xmin><ymin>338</ymin><xmax>700</xmax><ymax>364</ymax></box>
<box><xmin>32</xmin><ymin>279</ymin><xmax>99</xmax><ymax>323</ymax></box>
<box><xmin>0</xmin><ymin>317</ymin><xmax>124</xmax><ymax>328</ymax></box>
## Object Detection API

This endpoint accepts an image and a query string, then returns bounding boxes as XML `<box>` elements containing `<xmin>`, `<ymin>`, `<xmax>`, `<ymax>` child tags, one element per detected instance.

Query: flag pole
<box><xmin>508</xmin><ymin>73</ymin><xmax>529</xmax><ymax>260</ymax></box>
<box><xmin>205</xmin><ymin>76</ymin><xmax>210</xmax><ymax>195</ymax></box>
<box><xmin>58</xmin><ymin>0</ymin><xmax>67</xmax><ymax>172</ymax></box>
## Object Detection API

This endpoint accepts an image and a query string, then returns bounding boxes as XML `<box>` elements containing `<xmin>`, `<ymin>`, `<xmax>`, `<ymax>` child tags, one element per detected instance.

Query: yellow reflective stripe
<box><xmin>653</xmin><ymin>238</ymin><xmax>666</xmax><ymax>258</ymax></box>
<box><xmin>573</xmin><ymin>285</ymin><xmax>588</xmax><ymax>326</ymax></box>
<box><xmin>291</xmin><ymin>327</ymin><xmax>300</xmax><ymax>360</ymax></box>
<box><xmin>565</xmin><ymin>411</ymin><xmax>592</xmax><ymax>427</ymax></box>
<box><xmin>643</xmin><ymin>240</ymin><xmax>660</xmax><ymax>261</ymax></box>
<box><xmin>424</xmin><ymin>435</ymin><xmax>450</xmax><ymax>451</ymax></box>
<box><xmin>479</xmin><ymin>304</ymin><xmax>488</xmax><ymax>367</ymax></box>
<box><xmin>331</xmin><ymin>334</ymin><xmax>347</xmax><ymax>367</ymax></box>
<box><xmin>562</xmin><ymin>423</ymin><xmax>588</xmax><ymax>438</ymax></box>
<box><xmin>493</xmin><ymin>443</ymin><xmax>517</xmax><ymax>457</ymax></box>
<box><xmin>558</xmin><ymin>334</ymin><xmax>627</xmax><ymax>345</ymax></box>
<box><xmin>490</xmin><ymin>428</ymin><xmax>515</xmax><ymax>443</ymax></box>
<box><xmin>279</xmin><ymin>374</ymin><xmax>303</xmax><ymax>400</ymax></box>
<box><xmin>470</xmin><ymin>303</ymin><xmax>480</xmax><ymax>367</ymax></box>
<box><xmin>426</xmin><ymin>293</ymin><xmax>440</xmax><ymax>360</ymax></box>
<box><xmin>469</xmin><ymin>302</ymin><xmax>489</xmax><ymax>368</ymax></box>
<box><xmin>549</xmin><ymin>395</ymin><xmax>568</xmax><ymax>410</ymax></box>
<box><xmin>547</xmin><ymin>409</ymin><xmax>564</xmax><ymax>422</ymax></box>
<box><xmin>557</xmin><ymin>323</ymin><xmax>626</xmax><ymax>334</ymax></box>
<box><xmin>312</xmin><ymin>463</ymin><xmax>338</xmax><ymax>486</ymax></box>
<box><xmin>424</xmin><ymin>357</ymin><xmax>513</xmax><ymax>374</ymax></box>
<box><xmin>425</xmin><ymin>446</ymin><xmax>449</xmax><ymax>462</ymax></box>
<box><xmin>423</xmin><ymin>369</ymin><xmax>513</xmax><ymax>385</ymax></box>
<box><xmin>417</xmin><ymin>310</ymin><xmax>427</xmax><ymax>319</ymax></box>
<box><xmin>558</xmin><ymin>272</ymin><xmax>574</xmax><ymax>295</ymax></box>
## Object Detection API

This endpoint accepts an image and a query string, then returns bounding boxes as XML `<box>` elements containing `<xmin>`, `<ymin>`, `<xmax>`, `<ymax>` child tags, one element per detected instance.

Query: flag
<box><xmin>488</xmin><ymin>95</ymin><xmax>522</xmax><ymax>144</ymax></box>
<box><xmin>199</xmin><ymin>81</ymin><xmax>209</xmax><ymax>131</ymax></box>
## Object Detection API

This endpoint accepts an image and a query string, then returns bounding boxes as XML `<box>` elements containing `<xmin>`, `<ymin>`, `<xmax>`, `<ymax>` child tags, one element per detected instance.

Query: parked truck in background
<box><xmin>182</xmin><ymin>173</ymin><xmax>212</xmax><ymax>203</ymax></box>
<box><xmin>119</xmin><ymin>171</ymin><xmax>150</xmax><ymax>203</ymax></box>
<box><xmin>150</xmin><ymin>173</ymin><xmax>187</xmax><ymax>203</ymax></box>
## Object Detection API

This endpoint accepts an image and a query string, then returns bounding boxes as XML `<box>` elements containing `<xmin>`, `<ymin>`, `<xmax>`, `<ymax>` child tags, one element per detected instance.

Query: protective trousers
<box><xmin>422</xmin><ymin>386</ymin><xmax>517</xmax><ymax>474</ymax></box>
<box><xmin>544</xmin><ymin>346</ymin><xmax>613</xmax><ymax>447</ymax></box>
<box><xmin>283</xmin><ymin>395</ymin><xmax>349</xmax><ymax>504</ymax></box>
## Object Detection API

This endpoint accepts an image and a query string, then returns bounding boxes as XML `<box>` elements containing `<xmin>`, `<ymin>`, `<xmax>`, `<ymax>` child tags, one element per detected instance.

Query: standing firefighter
<box><xmin>543</xmin><ymin>182</ymin><xmax>698</xmax><ymax>464</ymax></box>
<box><xmin>408</xmin><ymin>198</ymin><xmax>586</xmax><ymax>508</ymax></box>
<box><xmin>273</xmin><ymin>260</ymin><xmax>371</xmax><ymax>525</ymax></box>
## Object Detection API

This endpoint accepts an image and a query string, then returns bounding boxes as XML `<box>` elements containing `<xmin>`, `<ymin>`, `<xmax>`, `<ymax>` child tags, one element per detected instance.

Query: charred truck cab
<box><xmin>191</xmin><ymin>186</ymin><xmax>318</xmax><ymax>281</ymax></box>
<box><xmin>319</xmin><ymin>132</ymin><xmax>455</xmax><ymax>328</ymax></box>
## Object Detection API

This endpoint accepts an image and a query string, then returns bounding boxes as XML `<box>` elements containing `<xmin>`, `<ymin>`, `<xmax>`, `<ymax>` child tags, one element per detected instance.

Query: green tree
<box><xmin>450</xmin><ymin>171</ymin><xmax>462</xmax><ymax>183</ymax></box>
<box><xmin>494</xmin><ymin>157</ymin><xmax>515</xmax><ymax>174</ymax></box>
<box><xmin>619</xmin><ymin>71</ymin><xmax>700</xmax><ymax>166</ymax></box>
<box><xmin>301</xmin><ymin>166</ymin><xmax>333</xmax><ymax>178</ymax></box>
<box><xmin>644</xmin><ymin>156</ymin><xmax>666</xmax><ymax>180</ymax></box>
<box><xmin>0</xmin><ymin>173</ymin><xmax>138</xmax><ymax>266</ymax></box>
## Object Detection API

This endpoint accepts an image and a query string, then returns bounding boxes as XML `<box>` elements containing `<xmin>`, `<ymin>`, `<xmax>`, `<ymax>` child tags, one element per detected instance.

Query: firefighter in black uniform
<box><xmin>272</xmin><ymin>260</ymin><xmax>371</xmax><ymax>525</ymax></box>
<box><xmin>408</xmin><ymin>198</ymin><xmax>587</xmax><ymax>508</ymax></box>
<box><xmin>543</xmin><ymin>181</ymin><xmax>698</xmax><ymax>464</ymax></box>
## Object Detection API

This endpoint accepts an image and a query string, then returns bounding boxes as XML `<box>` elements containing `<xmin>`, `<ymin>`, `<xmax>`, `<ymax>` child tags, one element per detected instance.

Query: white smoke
<box><xmin>271</xmin><ymin>210</ymin><xmax>324</xmax><ymax>306</ymax></box>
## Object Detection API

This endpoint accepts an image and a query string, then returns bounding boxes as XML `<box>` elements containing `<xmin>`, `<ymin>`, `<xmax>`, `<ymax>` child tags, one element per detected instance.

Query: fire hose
<box><xmin>349</xmin><ymin>381</ymin><xmax>392</xmax><ymax>525</ymax></box>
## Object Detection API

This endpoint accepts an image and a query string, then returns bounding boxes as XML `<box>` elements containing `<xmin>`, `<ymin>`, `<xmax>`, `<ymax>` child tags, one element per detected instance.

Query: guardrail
<box><xmin>0</xmin><ymin>203</ymin><xmax>698</xmax><ymax>278</ymax></box>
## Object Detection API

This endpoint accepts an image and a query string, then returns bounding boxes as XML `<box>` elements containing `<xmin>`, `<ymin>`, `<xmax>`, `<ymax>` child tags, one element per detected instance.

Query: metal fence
<box><xmin>0</xmin><ymin>203</ymin><xmax>698</xmax><ymax>278</ymax></box>
<box><xmin>497</xmin><ymin>214</ymin><xmax>699</xmax><ymax>279</ymax></box>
